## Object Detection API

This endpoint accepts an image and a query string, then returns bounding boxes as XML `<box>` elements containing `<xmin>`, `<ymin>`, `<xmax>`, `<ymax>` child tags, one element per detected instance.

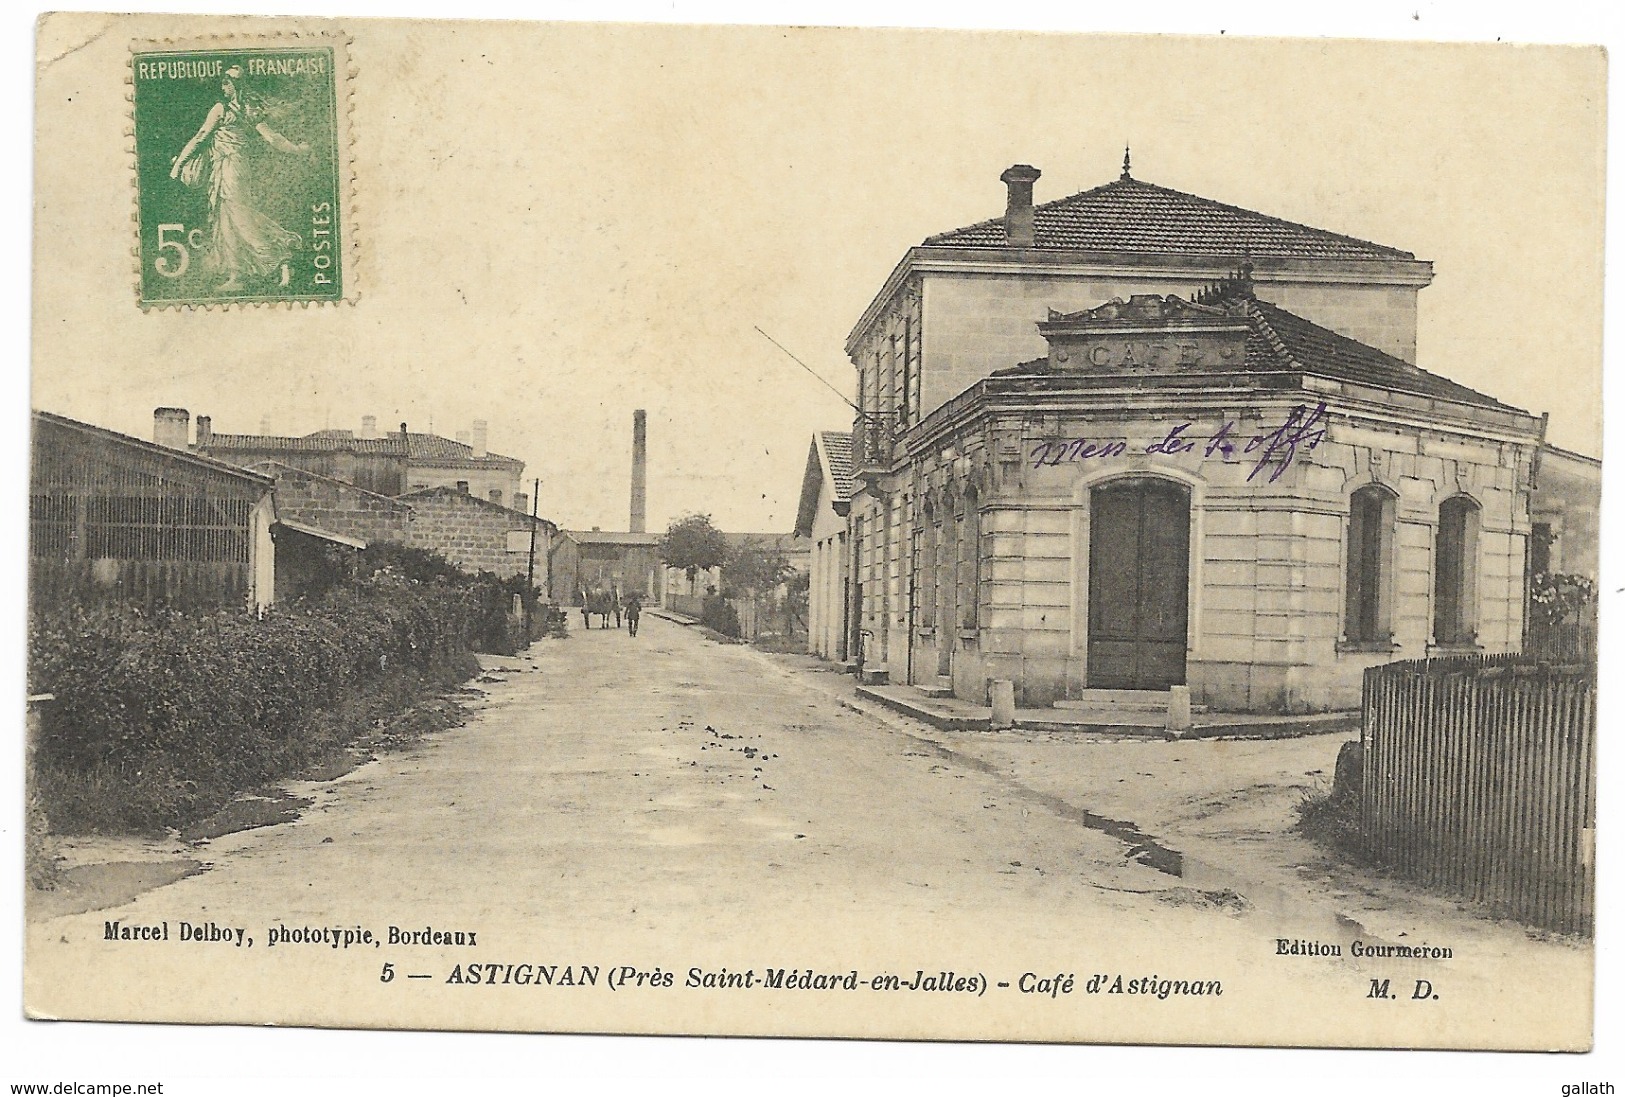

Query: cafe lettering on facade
<box><xmin>834</xmin><ymin>160</ymin><xmax>1544</xmax><ymax>713</ymax></box>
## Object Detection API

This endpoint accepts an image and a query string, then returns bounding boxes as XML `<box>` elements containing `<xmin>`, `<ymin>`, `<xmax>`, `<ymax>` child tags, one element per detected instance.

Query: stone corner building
<box><xmin>838</xmin><ymin>159</ymin><xmax>1545</xmax><ymax>714</ymax></box>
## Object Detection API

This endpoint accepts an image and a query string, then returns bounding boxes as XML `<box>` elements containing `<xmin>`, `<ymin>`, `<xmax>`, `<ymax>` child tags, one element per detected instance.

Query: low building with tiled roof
<box><xmin>30</xmin><ymin>410</ymin><xmax>280</xmax><ymax>614</ymax></box>
<box><xmin>554</xmin><ymin>528</ymin><xmax>663</xmax><ymax>606</ymax></box>
<box><xmin>841</xmin><ymin>162</ymin><xmax>1557</xmax><ymax>717</ymax></box>
<box><xmin>795</xmin><ymin>431</ymin><xmax>856</xmax><ymax>661</ymax></box>
<box><xmin>30</xmin><ymin>409</ymin><xmax>389</xmax><ymax>614</ymax></box>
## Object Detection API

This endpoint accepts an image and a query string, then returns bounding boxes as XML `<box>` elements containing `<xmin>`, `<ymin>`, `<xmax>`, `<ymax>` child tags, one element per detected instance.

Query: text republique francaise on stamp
<box><xmin>131</xmin><ymin>37</ymin><xmax>352</xmax><ymax>308</ymax></box>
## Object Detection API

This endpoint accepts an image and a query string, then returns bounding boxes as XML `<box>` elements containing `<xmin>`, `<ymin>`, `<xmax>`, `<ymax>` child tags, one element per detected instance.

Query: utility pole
<box><xmin>524</xmin><ymin>476</ymin><xmax>541</xmax><ymax>643</ymax></box>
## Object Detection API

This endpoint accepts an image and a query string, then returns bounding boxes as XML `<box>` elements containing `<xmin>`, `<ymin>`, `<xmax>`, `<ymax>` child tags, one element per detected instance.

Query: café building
<box><xmin>842</xmin><ymin>161</ymin><xmax>1544</xmax><ymax>713</ymax></box>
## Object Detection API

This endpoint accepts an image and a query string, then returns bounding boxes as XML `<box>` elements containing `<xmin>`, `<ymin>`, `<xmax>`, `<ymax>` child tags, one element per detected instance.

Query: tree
<box><xmin>780</xmin><ymin>569</ymin><xmax>810</xmax><ymax>635</ymax></box>
<box><xmin>657</xmin><ymin>513</ymin><xmax>731</xmax><ymax>579</ymax></box>
<box><xmin>723</xmin><ymin>538</ymin><xmax>794</xmax><ymax>598</ymax></box>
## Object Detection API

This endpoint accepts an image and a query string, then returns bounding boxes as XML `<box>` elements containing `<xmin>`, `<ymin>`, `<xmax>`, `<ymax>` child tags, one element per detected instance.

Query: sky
<box><xmin>29</xmin><ymin>18</ymin><xmax>1606</xmax><ymax>536</ymax></box>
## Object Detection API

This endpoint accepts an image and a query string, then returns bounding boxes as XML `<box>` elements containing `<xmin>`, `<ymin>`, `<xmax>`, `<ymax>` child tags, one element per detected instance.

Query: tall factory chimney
<box><xmin>630</xmin><ymin>409</ymin><xmax>647</xmax><ymax>533</ymax></box>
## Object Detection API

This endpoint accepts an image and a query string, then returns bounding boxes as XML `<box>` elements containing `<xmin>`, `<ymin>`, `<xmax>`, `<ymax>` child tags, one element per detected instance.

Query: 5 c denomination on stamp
<box><xmin>132</xmin><ymin>36</ymin><xmax>352</xmax><ymax>307</ymax></box>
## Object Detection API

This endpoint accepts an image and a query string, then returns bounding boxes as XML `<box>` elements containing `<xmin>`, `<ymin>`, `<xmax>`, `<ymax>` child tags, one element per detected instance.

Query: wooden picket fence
<box><xmin>1525</xmin><ymin>610</ymin><xmax>1598</xmax><ymax>661</ymax></box>
<box><xmin>1360</xmin><ymin>654</ymin><xmax>1596</xmax><ymax>935</ymax></box>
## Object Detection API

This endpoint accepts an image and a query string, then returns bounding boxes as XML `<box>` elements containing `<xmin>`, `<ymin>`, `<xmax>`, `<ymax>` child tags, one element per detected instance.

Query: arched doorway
<box><xmin>1087</xmin><ymin>477</ymin><xmax>1190</xmax><ymax>689</ymax></box>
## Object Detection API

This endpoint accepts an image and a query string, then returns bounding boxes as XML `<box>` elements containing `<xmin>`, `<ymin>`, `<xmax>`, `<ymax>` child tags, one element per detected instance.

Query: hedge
<box><xmin>27</xmin><ymin>567</ymin><xmax>502</xmax><ymax>834</ymax></box>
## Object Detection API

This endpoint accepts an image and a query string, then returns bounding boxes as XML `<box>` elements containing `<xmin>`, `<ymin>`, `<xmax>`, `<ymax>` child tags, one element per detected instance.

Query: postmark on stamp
<box><xmin>131</xmin><ymin>37</ymin><xmax>352</xmax><ymax>307</ymax></box>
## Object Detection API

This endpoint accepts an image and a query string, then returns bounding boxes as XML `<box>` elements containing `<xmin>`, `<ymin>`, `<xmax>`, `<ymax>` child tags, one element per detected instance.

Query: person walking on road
<box><xmin>624</xmin><ymin>592</ymin><xmax>643</xmax><ymax>637</ymax></box>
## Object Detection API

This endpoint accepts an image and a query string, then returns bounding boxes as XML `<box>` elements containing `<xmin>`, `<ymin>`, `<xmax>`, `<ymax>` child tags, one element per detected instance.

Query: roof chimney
<box><xmin>153</xmin><ymin>407</ymin><xmax>190</xmax><ymax>449</ymax></box>
<box><xmin>361</xmin><ymin>415</ymin><xmax>377</xmax><ymax>439</ymax></box>
<box><xmin>195</xmin><ymin>415</ymin><xmax>212</xmax><ymax>447</ymax></box>
<box><xmin>630</xmin><ymin>409</ymin><xmax>647</xmax><ymax>534</ymax></box>
<box><xmin>472</xmin><ymin>419</ymin><xmax>488</xmax><ymax>459</ymax></box>
<box><xmin>1000</xmin><ymin>164</ymin><xmax>1041</xmax><ymax>248</ymax></box>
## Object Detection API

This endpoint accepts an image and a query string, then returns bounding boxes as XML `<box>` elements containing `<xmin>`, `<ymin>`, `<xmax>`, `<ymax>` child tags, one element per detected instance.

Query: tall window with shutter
<box><xmin>1433</xmin><ymin>496</ymin><xmax>1480</xmax><ymax>646</ymax></box>
<box><xmin>1345</xmin><ymin>485</ymin><xmax>1397</xmax><ymax>645</ymax></box>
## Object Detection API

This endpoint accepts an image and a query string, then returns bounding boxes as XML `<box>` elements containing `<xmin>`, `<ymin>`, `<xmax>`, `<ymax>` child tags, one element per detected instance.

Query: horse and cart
<box><xmin>579</xmin><ymin>588</ymin><xmax>643</xmax><ymax>634</ymax></box>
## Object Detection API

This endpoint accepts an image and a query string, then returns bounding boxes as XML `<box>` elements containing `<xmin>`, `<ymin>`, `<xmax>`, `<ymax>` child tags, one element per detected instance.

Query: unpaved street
<box><xmin>27</xmin><ymin>616</ymin><xmax>1588</xmax><ymax>1046</ymax></box>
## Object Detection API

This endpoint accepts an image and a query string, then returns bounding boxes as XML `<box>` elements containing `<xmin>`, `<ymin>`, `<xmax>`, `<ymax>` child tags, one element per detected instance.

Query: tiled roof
<box><xmin>795</xmin><ymin>431</ymin><xmax>855</xmax><ymax>538</ymax></box>
<box><xmin>403</xmin><ymin>432</ymin><xmax>520</xmax><ymax>466</ymax></box>
<box><xmin>819</xmin><ymin>430</ymin><xmax>855</xmax><ymax>503</ymax></box>
<box><xmin>401</xmin><ymin>486</ymin><xmax>554</xmax><ymax>528</ymax></box>
<box><xmin>1033</xmin><ymin>289</ymin><xmax>1518</xmax><ymax>412</ymax></box>
<box><xmin>208</xmin><ymin>432</ymin><xmax>405</xmax><ymax>454</ymax></box>
<box><xmin>33</xmin><ymin>410</ymin><xmax>276</xmax><ymax>486</ymax></box>
<box><xmin>565</xmin><ymin>530</ymin><xmax>660</xmax><ymax>546</ymax></box>
<box><xmin>205</xmin><ymin>429</ymin><xmax>522</xmax><ymax>468</ymax></box>
<box><xmin>725</xmin><ymin>532</ymin><xmax>801</xmax><ymax>551</ymax></box>
<box><xmin>924</xmin><ymin>175</ymin><xmax>1414</xmax><ymax>261</ymax></box>
<box><xmin>1244</xmin><ymin>299</ymin><xmax>1520</xmax><ymax>411</ymax></box>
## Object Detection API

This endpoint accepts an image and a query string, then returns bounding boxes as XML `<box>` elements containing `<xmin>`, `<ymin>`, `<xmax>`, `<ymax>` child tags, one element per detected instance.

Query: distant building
<box><xmin>725</xmin><ymin>532</ymin><xmax>809</xmax><ymax>574</ymax></box>
<box><xmin>196</xmin><ymin>411</ymin><xmax>527</xmax><ymax>507</ymax></box>
<box><xmin>559</xmin><ymin>529</ymin><xmax>662</xmax><ymax>604</ymax></box>
<box><xmin>795</xmin><ymin>431</ymin><xmax>854</xmax><ymax>661</ymax></box>
<box><xmin>1529</xmin><ymin>444</ymin><xmax>1601</xmax><ymax>582</ymax></box>
<box><xmin>555</xmin><ymin>410</ymin><xmax>664</xmax><ymax>605</ymax></box>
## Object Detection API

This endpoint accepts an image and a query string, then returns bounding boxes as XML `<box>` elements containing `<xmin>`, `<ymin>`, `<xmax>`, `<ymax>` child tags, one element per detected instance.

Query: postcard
<box><xmin>25</xmin><ymin>12</ymin><xmax>1602</xmax><ymax>1050</ymax></box>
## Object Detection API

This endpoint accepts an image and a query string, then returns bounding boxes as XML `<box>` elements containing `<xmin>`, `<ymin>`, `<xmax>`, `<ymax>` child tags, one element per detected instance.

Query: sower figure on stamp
<box><xmin>169</xmin><ymin>64</ymin><xmax>313</xmax><ymax>293</ymax></box>
<box><xmin>624</xmin><ymin>592</ymin><xmax>642</xmax><ymax>637</ymax></box>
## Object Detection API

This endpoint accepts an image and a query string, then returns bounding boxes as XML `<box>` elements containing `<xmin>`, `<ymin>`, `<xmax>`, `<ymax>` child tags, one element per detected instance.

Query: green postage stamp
<box><xmin>131</xmin><ymin>37</ymin><xmax>352</xmax><ymax>307</ymax></box>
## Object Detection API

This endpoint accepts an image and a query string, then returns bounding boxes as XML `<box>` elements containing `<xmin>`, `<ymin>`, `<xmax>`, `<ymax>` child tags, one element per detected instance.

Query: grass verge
<box><xmin>33</xmin><ymin>653</ymin><xmax>476</xmax><ymax>839</ymax></box>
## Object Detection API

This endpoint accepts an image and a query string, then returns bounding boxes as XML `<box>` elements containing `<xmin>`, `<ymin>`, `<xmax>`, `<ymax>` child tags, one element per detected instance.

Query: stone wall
<box><xmin>806</xmin><ymin>489</ymin><xmax>848</xmax><ymax>660</ymax></box>
<box><xmin>251</xmin><ymin>462</ymin><xmax>413</xmax><ymax>546</ymax></box>
<box><xmin>402</xmin><ymin>487</ymin><xmax>549</xmax><ymax>583</ymax></box>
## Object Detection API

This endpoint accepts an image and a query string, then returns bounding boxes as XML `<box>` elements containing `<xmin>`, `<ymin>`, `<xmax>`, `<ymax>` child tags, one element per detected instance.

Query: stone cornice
<box><xmin>907</xmin><ymin>374</ymin><xmax>1540</xmax><ymax>459</ymax></box>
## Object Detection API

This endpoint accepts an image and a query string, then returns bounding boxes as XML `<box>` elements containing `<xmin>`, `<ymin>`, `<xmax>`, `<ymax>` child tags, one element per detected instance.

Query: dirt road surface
<box><xmin>26</xmin><ymin>615</ymin><xmax>1589</xmax><ymax>1047</ymax></box>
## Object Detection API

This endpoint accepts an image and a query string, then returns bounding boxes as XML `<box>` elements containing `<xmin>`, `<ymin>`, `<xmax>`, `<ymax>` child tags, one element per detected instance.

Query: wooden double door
<box><xmin>1087</xmin><ymin>479</ymin><xmax>1190</xmax><ymax>690</ymax></box>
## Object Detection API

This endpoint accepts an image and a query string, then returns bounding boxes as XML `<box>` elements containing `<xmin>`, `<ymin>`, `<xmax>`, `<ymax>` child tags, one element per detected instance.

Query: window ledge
<box><xmin>1427</xmin><ymin>642</ymin><xmax>1483</xmax><ymax>656</ymax></box>
<box><xmin>1337</xmin><ymin>639</ymin><xmax>1399</xmax><ymax>655</ymax></box>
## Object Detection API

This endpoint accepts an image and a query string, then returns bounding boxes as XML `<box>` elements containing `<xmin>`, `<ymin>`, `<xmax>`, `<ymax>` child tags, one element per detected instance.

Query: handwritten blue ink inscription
<box><xmin>1029</xmin><ymin>402</ymin><xmax>1329</xmax><ymax>484</ymax></box>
